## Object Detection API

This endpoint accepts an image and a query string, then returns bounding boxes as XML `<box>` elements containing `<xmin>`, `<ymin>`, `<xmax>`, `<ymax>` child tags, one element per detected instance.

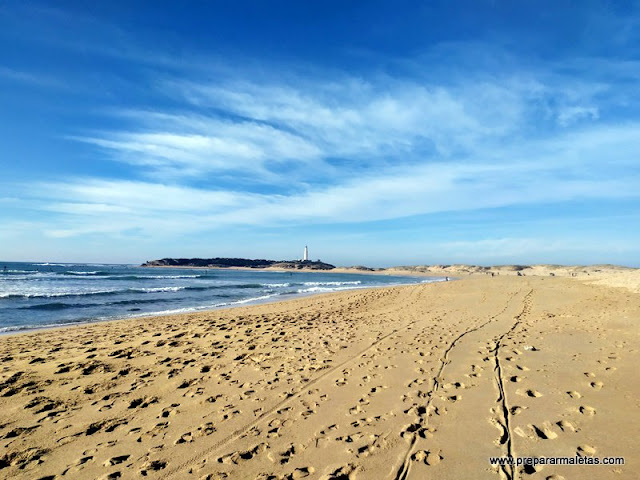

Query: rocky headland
<box><xmin>141</xmin><ymin>257</ymin><xmax>336</xmax><ymax>270</ymax></box>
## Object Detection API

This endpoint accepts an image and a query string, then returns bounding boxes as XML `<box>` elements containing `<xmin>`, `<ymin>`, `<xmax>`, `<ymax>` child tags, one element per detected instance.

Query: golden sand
<box><xmin>1</xmin><ymin>274</ymin><xmax>638</xmax><ymax>479</ymax></box>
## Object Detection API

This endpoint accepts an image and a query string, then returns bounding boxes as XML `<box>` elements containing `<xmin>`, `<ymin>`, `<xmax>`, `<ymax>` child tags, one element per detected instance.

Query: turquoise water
<box><xmin>0</xmin><ymin>262</ymin><xmax>443</xmax><ymax>333</ymax></box>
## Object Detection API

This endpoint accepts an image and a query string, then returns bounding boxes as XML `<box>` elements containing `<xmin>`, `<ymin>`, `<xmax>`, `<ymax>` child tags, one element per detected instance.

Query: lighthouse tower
<box><xmin>303</xmin><ymin>246</ymin><xmax>309</xmax><ymax>261</ymax></box>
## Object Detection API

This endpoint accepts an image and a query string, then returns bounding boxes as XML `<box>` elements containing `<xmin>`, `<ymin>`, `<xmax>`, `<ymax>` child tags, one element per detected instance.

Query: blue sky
<box><xmin>1</xmin><ymin>1</ymin><xmax>639</xmax><ymax>266</ymax></box>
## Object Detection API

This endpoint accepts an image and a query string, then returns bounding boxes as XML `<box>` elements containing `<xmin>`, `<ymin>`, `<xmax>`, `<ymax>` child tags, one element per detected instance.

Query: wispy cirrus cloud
<box><xmin>63</xmin><ymin>40</ymin><xmax>628</xmax><ymax>189</ymax></box>
<box><xmin>70</xmin><ymin>118</ymin><xmax>322</xmax><ymax>179</ymax></box>
<box><xmin>22</xmin><ymin>120</ymin><xmax>640</xmax><ymax>239</ymax></box>
<box><xmin>16</xmin><ymin>46</ymin><xmax>640</xmax><ymax>241</ymax></box>
<box><xmin>75</xmin><ymin>77</ymin><xmax>498</xmax><ymax>179</ymax></box>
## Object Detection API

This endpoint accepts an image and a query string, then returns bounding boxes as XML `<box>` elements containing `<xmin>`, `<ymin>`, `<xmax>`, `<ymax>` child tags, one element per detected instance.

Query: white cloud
<box><xmin>70</xmin><ymin>53</ymin><xmax>635</xmax><ymax>188</ymax></box>
<box><xmin>171</xmin><ymin>78</ymin><xmax>514</xmax><ymax>156</ymax></box>
<box><xmin>70</xmin><ymin>118</ymin><xmax>322</xmax><ymax>178</ymax></box>
<box><xmin>74</xmin><ymin>71</ymin><xmax>543</xmax><ymax>181</ymax></box>
<box><xmin>23</xmin><ymin>123</ymin><xmax>640</xmax><ymax>238</ymax></box>
<box><xmin>36</xmin><ymin>179</ymin><xmax>253</xmax><ymax>213</ymax></box>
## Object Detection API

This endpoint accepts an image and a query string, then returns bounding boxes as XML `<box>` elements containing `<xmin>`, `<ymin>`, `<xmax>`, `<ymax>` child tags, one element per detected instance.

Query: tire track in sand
<box><xmin>394</xmin><ymin>289</ymin><xmax>523</xmax><ymax>480</ymax></box>
<box><xmin>490</xmin><ymin>289</ymin><xmax>533</xmax><ymax>480</ymax></box>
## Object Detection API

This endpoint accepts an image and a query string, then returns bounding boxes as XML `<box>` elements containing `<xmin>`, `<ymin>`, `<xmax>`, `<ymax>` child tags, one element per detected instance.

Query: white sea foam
<box><xmin>64</xmin><ymin>274</ymin><xmax>202</xmax><ymax>280</ymax></box>
<box><xmin>0</xmin><ymin>289</ymin><xmax>120</xmax><ymax>298</ymax></box>
<box><xmin>125</xmin><ymin>293</ymin><xmax>281</xmax><ymax>318</ymax></box>
<box><xmin>0</xmin><ymin>321</ymin><xmax>78</xmax><ymax>333</ymax></box>
<box><xmin>297</xmin><ymin>285</ymin><xmax>367</xmax><ymax>294</ymax></box>
<box><xmin>302</xmin><ymin>281</ymin><xmax>362</xmax><ymax>286</ymax></box>
<box><xmin>0</xmin><ymin>285</ymin><xmax>186</xmax><ymax>298</ymax></box>
<box><xmin>135</xmin><ymin>287</ymin><xmax>186</xmax><ymax>293</ymax></box>
<box><xmin>146</xmin><ymin>275</ymin><xmax>201</xmax><ymax>279</ymax></box>
<box><xmin>214</xmin><ymin>293</ymin><xmax>281</xmax><ymax>307</ymax></box>
<box><xmin>127</xmin><ymin>306</ymin><xmax>200</xmax><ymax>317</ymax></box>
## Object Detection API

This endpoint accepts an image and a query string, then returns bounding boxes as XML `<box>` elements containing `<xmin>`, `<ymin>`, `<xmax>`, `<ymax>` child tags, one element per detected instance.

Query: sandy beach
<box><xmin>1</xmin><ymin>272</ymin><xmax>638</xmax><ymax>479</ymax></box>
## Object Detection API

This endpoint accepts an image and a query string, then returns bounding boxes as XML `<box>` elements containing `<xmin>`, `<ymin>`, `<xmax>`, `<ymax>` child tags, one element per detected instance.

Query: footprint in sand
<box><xmin>290</xmin><ymin>466</ymin><xmax>315</xmax><ymax>478</ymax></box>
<box><xmin>84</xmin><ymin>418</ymin><xmax>128</xmax><ymax>436</ymax></box>
<box><xmin>327</xmin><ymin>462</ymin><xmax>361</xmax><ymax>479</ymax></box>
<box><xmin>3</xmin><ymin>425</ymin><xmax>39</xmax><ymax>439</ymax></box>
<box><xmin>525</xmin><ymin>389</ymin><xmax>543</xmax><ymax>398</ymax></box>
<box><xmin>197</xmin><ymin>422</ymin><xmax>216</xmax><ymax>436</ymax></box>
<box><xmin>279</xmin><ymin>443</ymin><xmax>306</xmax><ymax>465</ymax></box>
<box><xmin>556</xmin><ymin>420</ymin><xmax>576</xmax><ymax>433</ymax></box>
<box><xmin>139</xmin><ymin>459</ymin><xmax>167</xmax><ymax>476</ymax></box>
<box><xmin>218</xmin><ymin>443</ymin><xmax>267</xmax><ymax>465</ymax></box>
<box><xmin>401</xmin><ymin>423</ymin><xmax>430</xmax><ymax>439</ymax></box>
<box><xmin>577</xmin><ymin>444</ymin><xmax>597</xmax><ymax>456</ymax></box>
<box><xmin>175</xmin><ymin>432</ymin><xmax>193</xmax><ymax>444</ymax></box>
<box><xmin>61</xmin><ymin>455</ymin><xmax>94</xmax><ymax>475</ymax></box>
<box><xmin>413</xmin><ymin>449</ymin><xmax>443</xmax><ymax>466</ymax></box>
<box><xmin>99</xmin><ymin>472</ymin><xmax>122</xmax><ymax>480</ymax></box>
<box><xmin>104</xmin><ymin>455</ymin><xmax>130</xmax><ymax>466</ymax></box>
<box><xmin>442</xmin><ymin>381</ymin><xmax>465</xmax><ymax>390</ymax></box>
<box><xmin>128</xmin><ymin>396</ymin><xmax>158</xmax><ymax>409</ymax></box>
<box><xmin>531</xmin><ymin>423</ymin><xmax>558</xmax><ymax>440</ymax></box>
<box><xmin>510</xmin><ymin>406</ymin><xmax>526</xmax><ymax>415</ymax></box>
<box><xmin>579</xmin><ymin>406</ymin><xmax>596</xmax><ymax>416</ymax></box>
<box><xmin>349</xmin><ymin>405</ymin><xmax>364</xmax><ymax>415</ymax></box>
<box><xmin>137</xmin><ymin>421</ymin><xmax>169</xmax><ymax>442</ymax></box>
<box><xmin>159</xmin><ymin>403</ymin><xmax>180</xmax><ymax>418</ymax></box>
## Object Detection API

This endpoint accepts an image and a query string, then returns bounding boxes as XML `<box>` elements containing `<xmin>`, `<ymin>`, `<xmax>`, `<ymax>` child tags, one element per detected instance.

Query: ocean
<box><xmin>0</xmin><ymin>262</ymin><xmax>442</xmax><ymax>333</ymax></box>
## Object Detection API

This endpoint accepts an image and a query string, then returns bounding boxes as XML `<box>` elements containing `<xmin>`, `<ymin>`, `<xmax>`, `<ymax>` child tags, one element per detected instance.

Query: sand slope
<box><xmin>1</xmin><ymin>276</ymin><xmax>638</xmax><ymax>479</ymax></box>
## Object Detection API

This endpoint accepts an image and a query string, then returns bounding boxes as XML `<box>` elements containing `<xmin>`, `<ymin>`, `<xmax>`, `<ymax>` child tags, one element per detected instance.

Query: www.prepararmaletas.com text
<box><xmin>489</xmin><ymin>455</ymin><xmax>625</xmax><ymax>467</ymax></box>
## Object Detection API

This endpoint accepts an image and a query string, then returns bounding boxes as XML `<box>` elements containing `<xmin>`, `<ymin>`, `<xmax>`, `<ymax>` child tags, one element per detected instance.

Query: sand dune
<box><xmin>1</xmin><ymin>275</ymin><xmax>638</xmax><ymax>479</ymax></box>
<box><xmin>338</xmin><ymin>264</ymin><xmax>640</xmax><ymax>294</ymax></box>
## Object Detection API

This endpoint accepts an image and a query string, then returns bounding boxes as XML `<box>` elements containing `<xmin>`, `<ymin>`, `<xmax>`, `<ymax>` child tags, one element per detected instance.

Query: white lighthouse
<box><xmin>303</xmin><ymin>245</ymin><xmax>308</xmax><ymax>262</ymax></box>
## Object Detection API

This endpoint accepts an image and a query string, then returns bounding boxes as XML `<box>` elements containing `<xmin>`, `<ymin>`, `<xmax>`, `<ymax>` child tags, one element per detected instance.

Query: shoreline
<box><xmin>1</xmin><ymin>275</ymin><xmax>638</xmax><ymax>479</ymax></box>
<box><xmin>2</xmin><ymin>261</ymin><xmax>639</xmax><ymax>341</ymax></box>
<box><xmin>0</xmin><ymin>272</ymin><xmax>445</xmax><ymax>338</ymax></box>
<box><xmin>0</xmin><ymin>286</ymin><xmax>341</xmax><ymax>339</ymax></box>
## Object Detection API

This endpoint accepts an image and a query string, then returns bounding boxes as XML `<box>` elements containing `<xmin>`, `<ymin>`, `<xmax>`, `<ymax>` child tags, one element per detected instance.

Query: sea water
<box><xmin>0</xmin><ymin>262</ymin><xmax>443</xmax><ymax>333</ymax></box>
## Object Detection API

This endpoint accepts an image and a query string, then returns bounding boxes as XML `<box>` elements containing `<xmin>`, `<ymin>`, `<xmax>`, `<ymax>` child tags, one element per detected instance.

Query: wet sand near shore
<box><xmin>1</xmin><ymin>275</ymin><xmax>638</xmax><ymax>479</ymax></box>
